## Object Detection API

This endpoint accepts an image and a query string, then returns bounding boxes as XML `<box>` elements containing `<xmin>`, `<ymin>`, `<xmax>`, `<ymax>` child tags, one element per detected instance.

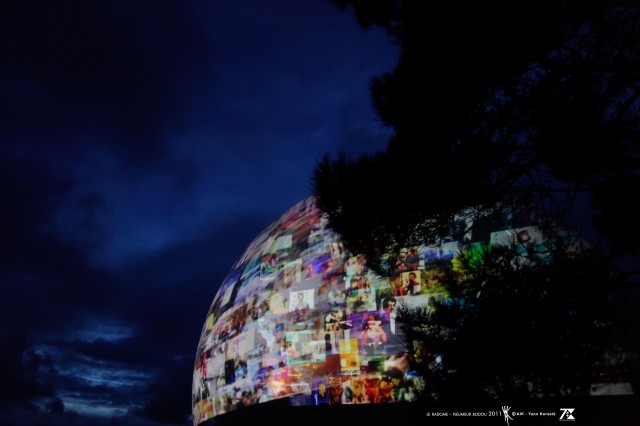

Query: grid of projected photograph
<box><xmin>192</xmin><ymin>197</ymin><xmax>543</xmax><ymax>424</ymax></box>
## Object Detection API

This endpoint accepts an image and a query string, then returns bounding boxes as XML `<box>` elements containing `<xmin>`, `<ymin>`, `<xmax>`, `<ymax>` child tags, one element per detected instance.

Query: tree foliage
<box><xmin>313</xmin><ymin>0</ymin><xmax>640</xmax><ymax>402</ymax></box>
<box><xmin>313</xmin><ymin>0</ymin><xmax>640</xmax><ymax>275</ymax></box>
<box><xmin>395</xmin><ymin>241</ymin><xmax>629</xmax><ymax>402</ymax></box>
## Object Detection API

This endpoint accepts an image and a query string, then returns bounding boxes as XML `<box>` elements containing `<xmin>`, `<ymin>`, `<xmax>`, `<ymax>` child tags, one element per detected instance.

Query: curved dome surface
<box><xmin>192</xmin><ymin>197</ymin><xmax>543</xmax><ymax>424</ymax></box>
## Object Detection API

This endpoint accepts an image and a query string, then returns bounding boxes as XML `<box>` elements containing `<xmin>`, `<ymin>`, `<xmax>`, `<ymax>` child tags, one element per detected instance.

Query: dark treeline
<box><xmin>313</xmin><ymin>0</ymin><xmax>640</xmax><ymax>277</ymax></box>
<box><xmin>312</xmin><ymin>0</ymin><xmax>640</xmax><ymax>406</ymax></box>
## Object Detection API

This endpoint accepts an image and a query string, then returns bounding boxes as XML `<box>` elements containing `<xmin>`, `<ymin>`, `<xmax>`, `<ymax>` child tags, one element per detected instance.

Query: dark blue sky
<box><xmin>0</xmin><ymin>1</ymin><xmax>397</xmax><ymax>424</ymax></box>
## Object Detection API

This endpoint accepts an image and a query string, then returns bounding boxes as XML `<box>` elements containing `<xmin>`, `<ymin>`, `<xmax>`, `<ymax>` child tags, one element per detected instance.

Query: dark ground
<box><xmin>200</xmin><ymin>394</ymin><xmax>639</xmax><ymax>426</ymax></box>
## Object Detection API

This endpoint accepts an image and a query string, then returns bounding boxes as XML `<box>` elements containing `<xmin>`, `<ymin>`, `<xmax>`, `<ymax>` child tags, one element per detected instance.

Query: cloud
<box><xmin>0</xmin><ymin>157</ymin><xmax>113</xmax><ymax>334</ymax></box>
<box><xmin>0</xmin><ymin>1</ymin><xmax>400</xmax><ymax>424</ymax></box>
<box><xmin>0</xmin><ymin>333</ymin><xmax>55</xmax><ymax>410</ymax></box>
<box><xmin>134</xmin><ymin>358</ymin><xmax>193</xmax><ymax>425</ymax></box>
<box><xmin>0</xmin><ymin>150</ymin><xmax>272</xmax><ymax>423</ymax></box>
<box><xmin>0</xmin><ymin>0</ymin><xmax>215</xmax><ymax>169</ymax></box>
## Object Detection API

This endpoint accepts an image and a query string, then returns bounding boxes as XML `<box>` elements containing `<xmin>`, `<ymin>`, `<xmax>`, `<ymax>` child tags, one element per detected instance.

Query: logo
<box><xmin>502</xmin><ymin>406</ymin><xmax>514</xmax><ymax>425</ymax></box>
<box><xmin>559</xmin><ymin>408</ymin><xmax>575</xmax><ymax>421</ymax></box>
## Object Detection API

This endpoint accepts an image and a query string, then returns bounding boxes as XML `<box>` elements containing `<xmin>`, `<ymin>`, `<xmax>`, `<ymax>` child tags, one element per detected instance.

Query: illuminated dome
<box><xmin>191</xmin><ymin>196</ymin><xmax>640</xmax><ymax>426</ymax></box>
<box><xmin>192</xmin><ymin>197</ymin><xmax>443</xmax><ymax>423</ymax></box>
<box><xmin>191</xmin><ymin>197</ymin><xmax>544</xmax><ymax>424</ymax></box>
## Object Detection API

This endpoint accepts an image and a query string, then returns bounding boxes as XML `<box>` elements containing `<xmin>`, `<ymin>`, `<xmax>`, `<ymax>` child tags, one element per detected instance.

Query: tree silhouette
<box><xmin>313</xmin><ymin>0</ymin><xmax>640</xmax><ymax>277</ymax></box>
<box><xmin>395</xmin><ymin>239</ymin><xmax>629</xmax><ymax>403</ymax></box>
<box><xmin>312</xmin><ymin>0</ymin><xmax>640</xmax><ymax>404</ymax></box>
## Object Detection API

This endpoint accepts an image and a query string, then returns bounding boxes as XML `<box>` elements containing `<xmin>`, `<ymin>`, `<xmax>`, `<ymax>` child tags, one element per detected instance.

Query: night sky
<box><xmin>0</xmin><ymin>1</ymin><xmax>397</xmax><ymax>425</ymax></box>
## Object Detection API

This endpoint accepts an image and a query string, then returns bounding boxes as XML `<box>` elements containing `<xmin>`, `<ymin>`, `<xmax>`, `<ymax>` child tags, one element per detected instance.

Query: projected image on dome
<box><xmin>192</xmin><ymin>198</ymin><xmax>467</xmax><ymax>424</ymax></box>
